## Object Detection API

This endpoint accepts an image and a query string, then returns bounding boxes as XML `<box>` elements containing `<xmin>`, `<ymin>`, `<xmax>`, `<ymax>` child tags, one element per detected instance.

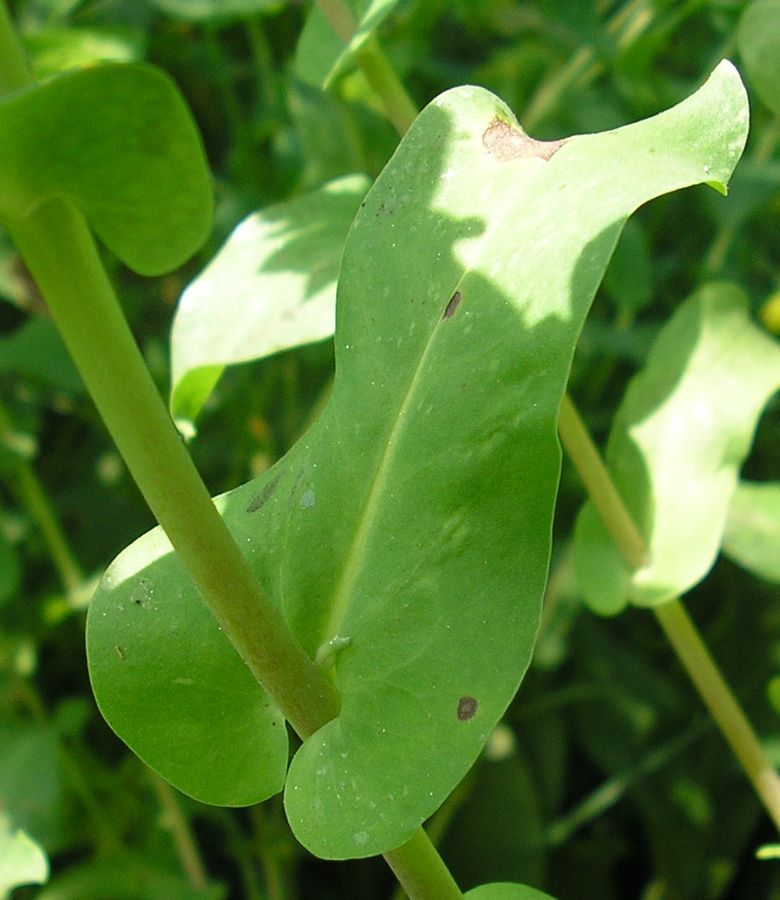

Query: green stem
<box><xmin>558</xmin><ymin>392</ymin><xmax>780</xmax><ymax>832</ymax></box>
<box><xmin>655</xmin><ymin>600</ymin><xmax>780</xmax><ymax>831</ymax></box>
<box><xmin>522</xmin><ymin>46</ymin><xmax>599</xmax><ymax>134</ymax></box>
<box><xmin>0</xmin><ymin>401</ymin><xmax>85</xmax><ymax>599</ymax></box>
<box><xmin>16</xmin><ymin>461</ymin><xmax>85</xmax><ymax>596</ymax></box>
<box><xmin>383</xmin><ymin>829</ymin><xmax>464</xmax><ymax>900</ymax></box>
<box><xmin>249</xmin><ymin>803</ymin><xmax>290</xmax><ymax>900</ymax></box>
<box><xmin>246</xmin><ymin>17</ymin><xmax>278</xmax><ymax>112</ymax></box>
<box><xmin>354</xmin><ymin>35</ymin><xmax>418</xmax><ymax>136</ymax></box>
<box><xmin>314</xmin><ymin>0</ymin><xmax>417</xmax><ymax>136</ymax></box>
<box><xmin>313</xmin><ymin>0</ymin><xmax>357</xmax><ymax>43</ymax></box>
<box><xmin>0</xmin><ymin>2</ymin><xmax>33</xmax><ymax>93</ymax></box>
<box><xmin>148</xmin><ymin>769</ymin><xmax>210</xmax><ymax>891</ymax></box>
<box><xmin>6</xmin><ymin>198</ymin><xmax>340</xmax><ymax>739</ymax></box>
<box><xmin>557</xmin><ymin>394</ymin><xmax>647</xmax><ymax>570</ymax></box>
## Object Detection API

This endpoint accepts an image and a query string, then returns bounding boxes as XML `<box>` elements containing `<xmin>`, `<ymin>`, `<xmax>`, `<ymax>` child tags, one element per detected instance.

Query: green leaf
<box><xmin>723</xmin><ymin>481</ymin><xmax>780</xmax><ymax>584</ymax></box>
<box><xmin>0</xmin><ymin>724</ymin><xmax>69</xmax><ymax>852</ymax></box>
<box><xmin>441</xmin><ymin>741</ymin><xmax>547</xmax><ymax>888</ymax></box>
<box><xmin>0</xmin><ymin>64</ymin><xmax>211</xmax><ymax>276</ymax></box>
<box><xmin>87</xmin><ymin>61</ymin><xmax>748</xmax><ymax>857</ymax></box>
<box><xmin>86</xmin><ymin>520</ymin><xmax>288</xmax><ymax>806</ymax></box>
<box><xmin>35</xmin><ymin>853</ymin><xmax>225</xmax><ymax>900</ymax></box>
<box><xmin>22</xmin><ymin>26</ymin><xmax>145</xmax><ymax>78</ymax></box>
<box><xmin>295</xmin><ymin>0</ymin><xmax>402</xmax><ymax>89</ymax></box>
<box><xmin>464</xmin><ymin>884</ymin><xmax>557</xmax><ymax>900</ymax></box>
<box><xmin>574</xmin><ymin>283</ymin><xmax>780</xmax><ymax>615</ymax></box>
<box><xmin>0</xmin><ymin>318</ymin><xmax>83</xmax><ymax>394</ymax></box>
<box><xmin>169</xmin><ymin>174</ymin><xmax>370</xmax><ymax>430</ymax></box>
<box><xmin>738</xmin><ymin>0</ymin><xmax>780</xmax><ymax>116</ymax></box>
<box><xmin>0</xmin><ymin>534</ymin><xmax>20</xmax><ymax>606</ymax></box>
<box><xmin>0</xmin><ymin>813</ymin><xmax>48</xmax><ymax>898</ymax></box>
<box><xmin>601</xmin><ymin>218</ymin><xmax>652</xmax><ymax>315</ymax></box>
<box><xmin>141</xmin><ymin>0</ymin><xmax>283</xmax><ymax>22</ymax></box>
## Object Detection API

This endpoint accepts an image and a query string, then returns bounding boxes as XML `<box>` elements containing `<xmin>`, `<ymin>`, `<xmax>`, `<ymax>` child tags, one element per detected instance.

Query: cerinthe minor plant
<box><xmin>3</xmin><ymin>0</ymin><xmax>780</xmax><ymax>896</ymax></box>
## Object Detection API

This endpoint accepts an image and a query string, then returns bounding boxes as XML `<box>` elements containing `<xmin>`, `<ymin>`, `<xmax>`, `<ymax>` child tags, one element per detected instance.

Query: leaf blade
<box><xmin>0</xmin><ymin>64</ymin><xmax>212</xmax><ymax>276</ymax></box>
<box><xmin>169</xmin><ymin>174</ymin><xmax>369</xmax><ymax>429</ymax></box>
<box><xmin>86</xmin><ymin>61</ymin><xmax>749</xmax><ymax>851</ymax></box>
<box><xmin>575</xmin><ymin>283</ymin><xmax>780</xmax><ymax>613</ymax></box>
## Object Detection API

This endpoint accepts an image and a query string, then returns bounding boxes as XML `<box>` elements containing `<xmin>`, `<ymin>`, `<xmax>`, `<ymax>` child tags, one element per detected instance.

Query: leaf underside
<box><xmin>169</xmin><ymin>174</ymin><xmax>370</xmax><ymax>430</ymax></box>
<box><xmin>0</xmin><ymin>64</ymin><xmax>211</xmax><ymax>276</ymax></box>
<box><xmin>295</xmin><ymin>0</ymin><xmax>402</xmax><ymax>89</ymax></box>
<box><xmin>87</xmin><ymin>62</ymin><xmax>748</xmax><ymax>858</ymax></box>
<box><xmin>723</xmin><ymin>480</ymin><xmax>780</xmax><ymax>584</ymax></box>
<box><xmin>575</xmin><ymin>283</ymin><xmax>780</xmax><ymax>615</ymax></box>
<box><xmin>738</xmin><ymin>0</ymin><xmax>780</xmax><ymax>117</ymax></box>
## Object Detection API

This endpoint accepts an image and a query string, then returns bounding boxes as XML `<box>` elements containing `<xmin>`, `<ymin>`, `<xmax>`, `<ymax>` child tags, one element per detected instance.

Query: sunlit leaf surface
<box><xmin>575</xmin><ymin>283</ymin><xmax>780</xmax><ymax>614</ymax></box>
<box><xmin>0</xmin><ymin>64</ymin><xmax>211</xmax><ymax>275</ymax></box>
<box><xmin>88</xmin><ymin>62</ymin><xmax>748</xmax><ymax>856</ymax></box>
<box><xmin>170</xmin><ymin>174</ymin><xmax>369</xmax><ymax>430</ymax></box>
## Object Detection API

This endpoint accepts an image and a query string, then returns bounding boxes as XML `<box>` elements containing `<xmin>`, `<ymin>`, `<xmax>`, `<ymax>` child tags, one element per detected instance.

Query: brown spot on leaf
<box><xmin>443</xmin><ymin>290</ymin><xmax>462</xmax><ymax>319</ymax></box>
<box><xmin>247</xmin><ymin>474</ymin><xmax>281</xmax><ymax>513</ymax></box>
<box><xmin>482</xmin><ymin>118</ymin><xmax>564</xmax><ymax>162</ymax></box>
<box><xmin>457</xmin><ymin>696</ymin><xmax>478</xmax><ymax>721</ymax></box>
<box><xmin>115</xmin><ymin>645</ymin><xmax>127</xmax><ymax>661</ymax></box>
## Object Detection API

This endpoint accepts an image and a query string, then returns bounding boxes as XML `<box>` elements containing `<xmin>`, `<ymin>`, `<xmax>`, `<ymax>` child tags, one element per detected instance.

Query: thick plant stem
<box><xmin>655</xmin><ymin>601</ymin><xmax>780</xmax><ymax>831</ymax></box>
<box><xmin>7</xmin><ymin>198</ymin><xmax>340</xmax><ymax>739</ymax></box>
<box><xmin>383</xmin><ymin>829</ymin><xmax>464</xmax><ymax>900</ymax></box>
<box><xmin>559</xmin><ymin>392</ymin><xmax>780</xmax><ymax>832</ymax></box>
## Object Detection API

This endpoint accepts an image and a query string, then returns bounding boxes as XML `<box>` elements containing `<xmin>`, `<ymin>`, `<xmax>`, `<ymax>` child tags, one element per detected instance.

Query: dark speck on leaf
<box><xmin>443</xmin><ymin>291</ymin><xmax>462</xmax><ymax>319</ymax></box>
<box><xmin>482</xmin><ymin>118</ymin><xmax>564</xmax><ymax>162</ymax></box>
<box><xmin>457</xmin><ymin>696</ymin><xmax>478</xmax><ymax>721</ymax></box>
<box><xmin>247</xmin><ymin>474</ymin><xmax>281</xmax><ymax>513</ymax></box>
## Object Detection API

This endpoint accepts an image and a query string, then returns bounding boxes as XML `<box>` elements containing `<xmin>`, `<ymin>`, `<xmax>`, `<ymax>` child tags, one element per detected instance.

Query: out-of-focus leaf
<box><xmin>141</xmin><ymin>0</ymin><xmax>282</xmax><ymax>22</ymax></box>
<box><xmin>602</xmin><ymin>218</ymin><xmax>652</xmax><ymax>315</ymax></box>
<box><xmin>575</xmin><ymin>283</ymin><xmax>780</xmax><ymax>615</ymax></box>
<box><xmin>0</xmin><ymin>534</ymin><xmax>20</xmax><ymax>606</ymax></box>
<box><xmin>23</xmin><ymin>26</ymin><xmax>145</xmax><ymax>78</ymax></box>
<box><xmin>36</xmin><ymin>854</ymin><xmax>225</xmax><ymax>900</ymax></box>
<box><xmin>703</xmin><ymin>159</ymin><xmax>780</xmax><ymax>234</ymax></box>
<box><xmin>0</xmin><ymin>318</ymin><xmax>83</xmax><ymax>394</ymax></box>
<box><xmin>441</xmin><ymin>740</ymin><xmax>547</xmax><ymax>889</ymax></box>
<box><xmin>0</xmin><ymin>812</ymin><xmax>48</xmax><ymax>898</ymax></box>
<box><xmin>0</xmin><ymin>725</ymin><xmax>69</xmax><ymax>852</ymax></box>
<box><xmin>0</xmin><ymin>64</ymin><xmax>211</xmax><ymax>276</ymax></box>
<box><xmin>295</xmin><ymin>0</ymin><xmax>403</xmax><ymax>89</ymax></box>
<box><xmin>738</xmin><ymin>0</ymin><xmax>780</xmax><ymax>116</ymax></box>
<box><xmin>723</xmin><ymin>481</ymin><xmax>780</xmax><ymax>583</ymax></box>
<box><xmin>170</xmin><ymin>174</ymin><xmax>369</xmax><ymax>431</ymax></box>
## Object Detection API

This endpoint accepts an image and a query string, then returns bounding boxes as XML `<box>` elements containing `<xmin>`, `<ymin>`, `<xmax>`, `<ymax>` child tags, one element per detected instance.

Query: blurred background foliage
<box><xmin>1</xmin><ymin>0</ymin><xmax>780</xmax><ymax>897</ymax></box>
